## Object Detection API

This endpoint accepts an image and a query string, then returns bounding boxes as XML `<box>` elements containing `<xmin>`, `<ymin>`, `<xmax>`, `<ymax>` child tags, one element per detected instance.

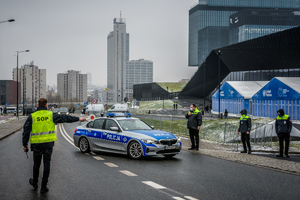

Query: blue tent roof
<box><xmin>252</xmin><ymin>77</ymin><xmax>300</xmax><ymax>100</ymax></box>
<box><xmin>212</xmin><ymin>82</ymin><xmax>243</xmax><ymax>99</ymax></box>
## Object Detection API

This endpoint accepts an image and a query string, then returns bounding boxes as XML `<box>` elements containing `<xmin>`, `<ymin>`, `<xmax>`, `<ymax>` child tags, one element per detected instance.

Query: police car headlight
<box><xmin>58</xmin><ymin>112</ymin><xmax>61</xmax><ymax>114</ymax></box>
<box><xmin>176</xmin><ymin>137</ymin><xmax>181</xmax><ymax>143</ymax></box>
<box><xmin>66</xmin><ymin>112</ymin><xmax>69</xmax><ymax>115</ymax></box>
<box><xmin>141</xmin><ymin>139</ymin><xmax>157</xmax><ymax>144</ymax></box>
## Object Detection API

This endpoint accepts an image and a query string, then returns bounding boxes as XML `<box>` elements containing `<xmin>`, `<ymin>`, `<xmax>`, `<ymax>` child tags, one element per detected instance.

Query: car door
<box><xmin>101</xmin><ymin>119</ymin><xmax>122</xmax><ymax>151</ymax></box>
<box><xmin>87</xmin><ymin>119</ymin><xmax>105</xmax><ymax>150</ymax></box>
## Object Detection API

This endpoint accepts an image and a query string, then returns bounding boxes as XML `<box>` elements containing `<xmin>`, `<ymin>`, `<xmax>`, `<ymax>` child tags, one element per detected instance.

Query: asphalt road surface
<box><xmin>1</xmin><ymin>122</ymin><xmax>300</xmax><ymax>200</ymax></box>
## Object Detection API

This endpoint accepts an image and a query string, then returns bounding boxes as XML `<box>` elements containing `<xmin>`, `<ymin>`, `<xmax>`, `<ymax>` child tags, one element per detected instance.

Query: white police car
<box><xmin>73</xmin><ymin>113</ymin><xmax>182</xmax><ymax>159</ymax></box>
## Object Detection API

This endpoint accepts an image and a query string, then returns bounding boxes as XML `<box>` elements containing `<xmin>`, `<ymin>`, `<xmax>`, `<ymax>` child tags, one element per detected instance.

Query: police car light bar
<box><xmin>106</xmin><ymin>112</ymin><xmax>131</xmax><ymax>117</ymax></box>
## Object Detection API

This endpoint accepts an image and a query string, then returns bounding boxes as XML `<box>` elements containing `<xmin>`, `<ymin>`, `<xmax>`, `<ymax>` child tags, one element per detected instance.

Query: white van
<box><xmin>85</xmin><ymin>104</ymin><xmax>104</xmax><ymax>117</ymax></box>
<box><xmin>107</xmin><ymin>103</ymin><xmax>129</xmax><ymax>113</ymax></box>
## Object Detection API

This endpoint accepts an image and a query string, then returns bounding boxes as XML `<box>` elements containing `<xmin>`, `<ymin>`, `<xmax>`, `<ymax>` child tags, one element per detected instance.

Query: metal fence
<box><xmin>131</xmin><ymin>113</ymin><xmax>300</xmax><ymax>151</ymax></box>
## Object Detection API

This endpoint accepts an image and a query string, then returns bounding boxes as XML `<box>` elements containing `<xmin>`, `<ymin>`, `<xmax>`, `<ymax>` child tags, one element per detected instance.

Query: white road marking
<box><xmin>90</xmin><ymin>152</ymin><xmax>96</xmax><ymax>155</ymax></box>
<box><xmin>119</xmin><ymin>170</ymin><xmax>138</xmax><ymax>177</ymax></box>
<box><xmin>184</xmin><ymin>196</ymin><xmax>199</xmax><ymax>200</ymax></box>
<box><xmin>142</xmin><ymin>181</ymin><xmax>166</xmax><ymax>189</ymax></box>
<box><xmin>59</xmin><ymin>124</ymin><xmax>74</xmax><ymax>146</ymax></box>
<box><xmin>93</xmin><ymin>156</ymin><xmax>105</xmax><ymax>160</ymax></box>
<box><xmin>104</xmin><ymin>163</ymin><xmax>118</xmax><ymax>167</ymax></box>
<box><xmin>61</xmin><ymin>124</ymin><xmax>73</xmax><ymax>141</ymax></box>
<box><xmin>85</xmin><ymin>153</ymin><xmax>90</xmax><ymax>156</ymax></box>
<box><xmin>172</xmin><ymin>197</ymin><xmax>185</xmax><ymax>200</ymax></box>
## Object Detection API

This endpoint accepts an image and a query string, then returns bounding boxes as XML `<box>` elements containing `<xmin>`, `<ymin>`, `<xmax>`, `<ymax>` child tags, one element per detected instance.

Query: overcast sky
<box><xmin>0</xmin><ymin>0</ymin><xmax>198</xmax><ymax>86</ymax></box>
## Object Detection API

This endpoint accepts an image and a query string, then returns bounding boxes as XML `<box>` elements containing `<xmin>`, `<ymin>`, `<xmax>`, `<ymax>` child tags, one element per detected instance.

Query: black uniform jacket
<box><xmin>275</xmin><ymin>115</ymin><xmax>292</xmax><ymax>136</ymax></box>
<box><xmin>22</xmin><ymin>106</ymin><xmax>79</xmax><ymax>150</ymax></box>
<box><xmin>238</xmin><ymin>116</ymin><xmax>252</xmax><ymax>133</ymax></box>
<box><xmin>186</xmin><ymin>109</ymin><xmax>202</xmax><ymax>130</ymax></box>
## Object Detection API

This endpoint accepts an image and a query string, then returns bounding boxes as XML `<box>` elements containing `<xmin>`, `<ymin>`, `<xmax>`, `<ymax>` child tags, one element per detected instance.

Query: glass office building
<box><xmin>189</xmin><ymin>0</ymin><xmax>300</xmax><ymax>66</ymax></box>
<box><xmin>229</xmin><ymin>9</ymin><xmax>300</xmax><ymax>44</ymax></box>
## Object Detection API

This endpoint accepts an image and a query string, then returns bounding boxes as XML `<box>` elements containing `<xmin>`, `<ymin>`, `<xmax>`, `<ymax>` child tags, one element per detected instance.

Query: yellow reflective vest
<box><xmin>30</xmin><ymin>110</ymin><xmax>56</xmax><ymax>144</ymax></box>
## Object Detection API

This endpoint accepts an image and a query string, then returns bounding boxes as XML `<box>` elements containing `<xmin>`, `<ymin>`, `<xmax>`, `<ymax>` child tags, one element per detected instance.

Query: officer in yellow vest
<box><xmin>22</xmin><ymin>98</ymin><xmax>86</xmax><ymax>193</ymax></box>
<box><xmin>186</xmin><ymin>103</ymin><xmax>202</xmax><ymax>150</ymax></box>
<box><xmin>238</xmin><ymin>109</ymin><xmax>252</xmax><ymax>154</ymax></box>
<box><xmin>275</xmin><ymin>109</ymin><xmax>292</xmax><ymax>157</ymax></box>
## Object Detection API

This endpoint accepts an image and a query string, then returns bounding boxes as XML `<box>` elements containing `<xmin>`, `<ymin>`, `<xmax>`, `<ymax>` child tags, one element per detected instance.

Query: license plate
<box><xmin>166</xmin><ymin>145</ymin><xmax>176</xmax><ymax>149</ymax></box>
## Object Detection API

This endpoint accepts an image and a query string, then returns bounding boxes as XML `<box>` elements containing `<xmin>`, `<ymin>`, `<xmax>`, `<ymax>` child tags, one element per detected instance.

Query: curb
<box><xmin>0</xmin><ymin>126</ymin><xmax>23</xmax><ymax>141</ymax></box>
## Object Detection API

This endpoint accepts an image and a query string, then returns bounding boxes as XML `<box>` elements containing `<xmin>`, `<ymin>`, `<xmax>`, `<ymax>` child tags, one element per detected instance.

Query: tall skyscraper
<box><xmin>189</xmin><ymin>0</ymin><xmax>300</xmax><ymax>66</ymax></box>
<box><xmin>107</xmin><ymin>17</ymin><xmax>130</xmax><ymax>103</ymax></box>
<box><xmin>12</xmin><ymin>62</ymin><xmax>46</xmax><ymax>108</ymax></box>
<box><xmin>57</xmin><ymin>70</ymin><xmax>87</xmax><ymax>102</ymax></box>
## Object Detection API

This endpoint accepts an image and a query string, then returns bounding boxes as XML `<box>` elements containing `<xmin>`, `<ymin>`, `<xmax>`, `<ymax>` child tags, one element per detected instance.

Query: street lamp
<box><xmin>16</xmin><ymin>50</ymin><xmax>30</xmax><ymax>119</ymax></box>
<box><xmin>217</xmin><ymin>50</ymin><xmax>222</xmax><ymax>119</ymax></box>
<box><xmin>203</xmin><ymin>61</ymin><xmax>206</xmax><ymax>113</ymax></box>
<box><xmin>162</xmin><ymin>93</ymin><xmax>164</xmax><ymax>109</ymax></box>
<box><xmin>0</xmin><ymin>19</ymin><xmax>15</xmax><ymax>24</ymax></box>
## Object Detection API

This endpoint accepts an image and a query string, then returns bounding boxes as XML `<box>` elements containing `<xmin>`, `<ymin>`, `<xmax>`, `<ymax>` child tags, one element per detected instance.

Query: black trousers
<box><xmin>278</xmin><ymin>134</ymin><xmax>290</xmax><ymax>155</ymax></box>
<box><xmin>241</xmin><ymin>133</ymin><xmax>251</xmax><ymax>152</ymax></box>
<box><xmin>32</xmin><ymin>148</ymin><xmax>53</xmax><ymax>187</ymax></box>
<box><xmin>189</xmin><ymin>129</ymin><xmax>199</xmax><ymax>149</ymax></box>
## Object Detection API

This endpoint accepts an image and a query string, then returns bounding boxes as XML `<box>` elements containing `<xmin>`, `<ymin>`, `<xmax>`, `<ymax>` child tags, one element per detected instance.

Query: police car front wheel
<box><xmin>79</xmin><ymin>137</ymin><xmax>90</xmax><ymax>153</ymax></box>
<box><xmin>128</xmin><ymin>141</ymin><xmax>143</xmax><ymax>159</ymax></box>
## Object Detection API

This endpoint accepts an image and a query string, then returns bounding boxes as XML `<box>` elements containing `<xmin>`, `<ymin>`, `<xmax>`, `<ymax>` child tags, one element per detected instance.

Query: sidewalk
<box><xmin>0</xmin><ymin>116</ymin><xmax>26</xmax><ymax>141</ymax></box>
<box><xmin>180</xmin><ymin>137</ymin><xmax>300</xmax><ymax>175</ymax></box>
<box><xmin>1</xmin><ymin>116</ymin><xmax>299</xmax><ymax>175</ymax></box>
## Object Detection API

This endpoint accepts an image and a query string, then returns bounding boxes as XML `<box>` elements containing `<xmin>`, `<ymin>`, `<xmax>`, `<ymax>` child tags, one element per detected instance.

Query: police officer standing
<box><xmin>22</xmin><ymin>98</ymin><xmax>86</xmax><ymax>193</ymax></box>
<box><xmin>186</xmin><ymin>103</ymin><xmax>202</xmax><ymax>151</ymax></box>
<box><xmin>275</xmin><ymin>109</ymin><xmax>292</xmax><ymax>157</ymax></box>
<box><xmin>238</xmin><ymin>109</ymin><xmax>252</xmax><ymax>154</ymax></box>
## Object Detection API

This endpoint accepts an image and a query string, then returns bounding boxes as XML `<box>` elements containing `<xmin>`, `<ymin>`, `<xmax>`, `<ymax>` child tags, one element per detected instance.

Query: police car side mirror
<box><xmin>110</xmin><ymin>127</ymin><xmax>119</xmax><ymax>132</ymax></box>
<box><xmin>151</xmin><ymin>126</ymin><xmax>155</xmax><ymax>130</ymax></box>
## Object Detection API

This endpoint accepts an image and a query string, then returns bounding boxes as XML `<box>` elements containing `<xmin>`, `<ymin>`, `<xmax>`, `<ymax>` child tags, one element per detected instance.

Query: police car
<box><xmin>73</xmin><ymin>113</ymin><xmax>182</xmax><ymax>159</ymax></box>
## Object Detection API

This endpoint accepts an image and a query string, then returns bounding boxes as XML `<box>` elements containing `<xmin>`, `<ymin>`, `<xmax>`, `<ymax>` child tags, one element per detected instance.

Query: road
<box><xmin>1</xmin><ymin>122</ymin><xmax>300</xmax><ymax>200</ymax></box>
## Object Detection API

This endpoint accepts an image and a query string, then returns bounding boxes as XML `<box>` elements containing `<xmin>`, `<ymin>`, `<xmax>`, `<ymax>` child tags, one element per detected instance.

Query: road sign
<box><xmin>76</xmin><ymin>103</ymin><xmax>80</xmax><ymax>108</ymax></box>
<box><xmin>5</xmin><ymin>103</ymin><xmax>7</xmax><ymax>106</ymax></box>
<box><xmin>84</xmin><ymin>102</ymin><xmax>88</xmax><ymax>106</ymax></box>
<box><xmin>91</xmin><ymin>98</ymin><xmax>98</xmax><ymax>104</ymax></box>
<box><xmin>106</xmin><ymin>88</ymin><xmax>109</xmax><ymax>91</ymax></box>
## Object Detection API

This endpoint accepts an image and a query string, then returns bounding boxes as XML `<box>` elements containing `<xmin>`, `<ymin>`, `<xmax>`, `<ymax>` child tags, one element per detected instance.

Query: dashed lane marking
<box><xmin>172</xmin><ymin>197</ymin><xmax>185</xmax><ymax>200</ymax></box>
<box><xmin>85</xmin><ymin>153</ymin><xmax>90</xmax><ymax>156</ymax></box>
<box><xmin>184</xmin><ymin>196</ymin><xmax>199</xmax><ymax>200</ymax></box>
<box><xmin>104</xmin><ymin>163</ymin><xmax>118</xmax><ymax>167</ymax></box>
<box><xmin>90</xmin><ymin>152</ymin><xmax>96</xmax><ymax>155</ymax></box>
<box><xmin>119</xmin><ymin>170</ymin><xmax>138</xmax><ymax>177</ymax></box>
<box><xmin>93</xmin><ymin>156</ymin><xmax>105</xmax><ymax>160</ymax></box>
<box><xmin>142</xmin><ymin>181</ymin><xmax>166</xmax><ymax>189</ymax></box>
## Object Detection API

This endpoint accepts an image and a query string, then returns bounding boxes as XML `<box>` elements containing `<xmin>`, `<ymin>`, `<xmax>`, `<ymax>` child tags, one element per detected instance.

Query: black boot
<box><xmin>41</xmin><ymin>186</ymin><xmax>49</xmax><ymax>193</ymax></box>
<box><xmin>29</xmin><ymin>178</ymin><xmax>38</xmax><ymax>189</ymax></box>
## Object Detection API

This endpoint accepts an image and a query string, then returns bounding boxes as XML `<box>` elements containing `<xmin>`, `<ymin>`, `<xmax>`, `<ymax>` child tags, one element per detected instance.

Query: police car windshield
<box><xmin>118</xmin><ymin>119</ymin><xmax>151</xmax><ymax>131</ymax></box>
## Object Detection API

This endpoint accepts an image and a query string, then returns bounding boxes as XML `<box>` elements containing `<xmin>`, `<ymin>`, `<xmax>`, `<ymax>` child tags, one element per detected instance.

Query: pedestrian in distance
<box><xmin>22</xmin><ymin>98</ymin><xmax>86</xmax><ymax>193</ymax></box>
<box><xmin>238</xmin><ymin>109</ymin><xmax>252</xmax><ymax>154</ymax></box>
<box><xmin>275</xmin><ymin>109</ymin><xmax>292</xmax><ymax>158</ymax></box>
<box><xmin>186</xmin><ymin>103</ymin><xmax>202</xmax><ymax>151</ymax></box>
<box><xmin>173</xmin><ymin>102</ymin><xmax>175</xmax><ymax>109</ymax></box>
<box><xmin>224</xmin><ymin>109</ymin><xmax>228</xmax><ymax>119</ymax></box>
<box><xmin>175</xmin><ymin>102</ymin><xmax>178</xmax><ymax>109</ymax></box>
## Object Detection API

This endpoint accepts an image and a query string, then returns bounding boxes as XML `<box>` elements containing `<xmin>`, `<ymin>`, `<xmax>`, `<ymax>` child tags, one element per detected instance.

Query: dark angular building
<box><xmin>0</xmin><ymin>80</ymin><xmax>21</xmax><ymax>105</ymax></box>
<box><xmin>180</xmin><ymin>26</ymin><xmax>300</xmax><ymax>99</ymax></box>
